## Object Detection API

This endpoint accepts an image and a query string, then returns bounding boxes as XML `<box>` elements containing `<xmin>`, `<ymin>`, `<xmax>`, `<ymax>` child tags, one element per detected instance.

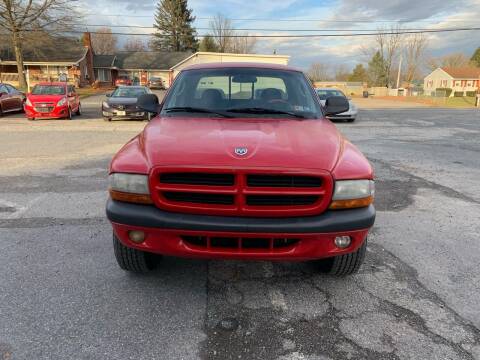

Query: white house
<box><xmin>424</xmin><ymin>67</ymin><xmax>480</xmax><ymax>96</ymax></box>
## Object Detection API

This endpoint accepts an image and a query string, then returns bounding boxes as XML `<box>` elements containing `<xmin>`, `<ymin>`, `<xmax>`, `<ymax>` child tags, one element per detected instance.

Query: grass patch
<box><xmin>76</xmin><ymin>87</ymin><xmax>110</xmax><ymax>99</ymax></box>
<box><xmin>444</xmin><ymin>96</ymin><xmax>477</xmax><ymax>108</ymax></box>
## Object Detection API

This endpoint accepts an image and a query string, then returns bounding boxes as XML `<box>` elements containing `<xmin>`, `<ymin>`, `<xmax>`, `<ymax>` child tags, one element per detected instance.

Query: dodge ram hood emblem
<box><xmin>234</xmin><ymin>147</ymin><xmax>248</xmax><ymax>156</ymax></box>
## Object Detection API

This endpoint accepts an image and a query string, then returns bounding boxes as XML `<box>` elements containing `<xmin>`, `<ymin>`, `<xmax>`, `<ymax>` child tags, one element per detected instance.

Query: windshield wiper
<box><xmin>225</xmin><ymin>107</ymin><xmax>306</xmax><ymax>119</ymax></box>
<box><xmin>164</xmin><ymin>106</ymin><xmax>233</xmax><ymax>118</ymax></box>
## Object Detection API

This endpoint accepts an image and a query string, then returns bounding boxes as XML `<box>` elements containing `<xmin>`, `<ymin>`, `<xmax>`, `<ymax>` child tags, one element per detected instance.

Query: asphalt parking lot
<box><xmin>1</xmin><ymin>96</ymin><xmax>480</xmax><ymax>360</ymax></box>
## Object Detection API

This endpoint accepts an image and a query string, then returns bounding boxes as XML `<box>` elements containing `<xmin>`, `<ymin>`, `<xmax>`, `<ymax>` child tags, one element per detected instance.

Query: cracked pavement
<box><xmin>1</xmin><ymin>102</ymin><xmax>479</xmax><ymax>359</ymax></box>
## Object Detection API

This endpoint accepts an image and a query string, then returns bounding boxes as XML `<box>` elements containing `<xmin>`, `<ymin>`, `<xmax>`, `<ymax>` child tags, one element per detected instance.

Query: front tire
<box><xmin>317</xmin><ymin>238</ymin><xmax>367</xmax><ymax>276</ymax></box>
<box><xmin>76</xmin><ymin>103</ymin><xmax>82</xmax><ymax>116</ymax></box>
<box><xmin>113</xmin><ymin>233</ymin><xmax>158</xmax><ymax>273</ymax></box>
<box><xmin>66</xmin><ymin>107</ymin><xmax>72</xmax><ymax>120</ymax></box>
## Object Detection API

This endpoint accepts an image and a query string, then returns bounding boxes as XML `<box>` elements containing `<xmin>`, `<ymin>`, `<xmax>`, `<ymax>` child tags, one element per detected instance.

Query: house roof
<box><xmin>441</xmin><ymin>67</ymin><xmax>480</xmax><ymax>79</ymax></box>
<box><xmin>111</xmin><ymin>51</ymin><xmax>192</xmax><ymax>70</ymax></box>
<box><xmin>0</xmin><ymin>37</ymin><xmax>87</xmax><ymax>65</ymax></box>
<box><xmin>93</xmin><ymin>54</ymin><xmax>116</xmax><ymax>68</ymax></box>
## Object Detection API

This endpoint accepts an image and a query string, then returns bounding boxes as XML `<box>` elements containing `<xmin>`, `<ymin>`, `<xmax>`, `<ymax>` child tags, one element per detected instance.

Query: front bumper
<box><xmin>24</xmin><ymin>105</ymin><xmax>68</xmax><ymax>119</ymax></box>
<box><xmin>107</xmin><ymin>199</ymin><xmax>375</xmax><ymax>260</ymax></box>
<box><xmin>327</xmin><ymin>109</ymin><xmax>358</xmax><ymax>120</ymax></box>
<box><xmin>102</xmin><ymin>109</ymin><xmax>146</xmax><ymax>119</ymax></box>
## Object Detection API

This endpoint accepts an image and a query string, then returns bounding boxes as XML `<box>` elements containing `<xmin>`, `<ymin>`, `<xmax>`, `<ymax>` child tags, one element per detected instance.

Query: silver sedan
<box><xmin>316</xmin><ymin>88</ymin><xmax>358</xmax><ymax>122</ymax></box>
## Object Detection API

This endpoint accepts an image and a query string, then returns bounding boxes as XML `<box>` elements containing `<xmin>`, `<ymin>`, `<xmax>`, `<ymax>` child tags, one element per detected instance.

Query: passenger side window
<box><xmin>0</xmin><ymin>85</ymin><xmax>8</xmax><ymax>94</ymax></box>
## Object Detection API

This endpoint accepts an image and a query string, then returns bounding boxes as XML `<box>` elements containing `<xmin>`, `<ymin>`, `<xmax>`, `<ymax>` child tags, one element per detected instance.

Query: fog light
<box><xmin>128</xmin><ymin>230</ymin><xmax>145</xmax><ymax>243</ymax></box>
<box><xmin>334</xmin><ymin>236</ymin><xmax>351</xmax><ymax>248</ymax></box>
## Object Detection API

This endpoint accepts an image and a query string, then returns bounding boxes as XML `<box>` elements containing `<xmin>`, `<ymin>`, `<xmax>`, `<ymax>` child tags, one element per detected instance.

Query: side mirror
<box><xmin>137</xmin><ymin>93</ymin><xmax>159</xmax><ymax>113</ymax></box>
<box><xmin>324</xmin><ymin>96</ymin><xmax>349</xmax><ymax>116</ymax></box>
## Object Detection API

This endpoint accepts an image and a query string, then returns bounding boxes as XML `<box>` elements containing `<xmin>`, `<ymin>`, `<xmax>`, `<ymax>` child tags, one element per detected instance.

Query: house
<box><xmin>93</xmin><ymin>51</ymin><xmax>191</xmax><ymax>87</ymax></box>
<box><xmin>0</xmin><ymin>34</ymin><xmax>94</xmax><ymax>89</ymax></box>
<box><xmin>93</xmin><ymin>51</ymin><xmax>290</xmax><ymax>88</ymax></box>
<box><xmin>424</xmin><ymin>67</ymin><xmax>480</xmax><ymax>96</ymax></box>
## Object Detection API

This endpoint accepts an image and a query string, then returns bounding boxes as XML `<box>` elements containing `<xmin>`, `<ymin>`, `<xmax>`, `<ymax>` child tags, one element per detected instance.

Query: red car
<box><xmin>115</xmin><ymin>76</ymin><xmax>133</xmax><ymax>86</ymax></box>
<box><xmin>24</xmin><ymin>83</ymin><xmax>81</xmax><ymax>120</ymax></box>
<box><xmin>0</xmin><ymin>83</ymin><xmax>25</xmax><ymax>116</ymax></box>
<box><xmin>106</xmin><ymin>63</ymin><xmax>375</xmax><ymax>275</ymax></box>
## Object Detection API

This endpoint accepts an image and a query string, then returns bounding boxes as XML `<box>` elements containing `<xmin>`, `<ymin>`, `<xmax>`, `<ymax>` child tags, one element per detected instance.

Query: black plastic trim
<box><xmin>106</xmin><ymin>199</ymin><xmax>375</xmax><ymax>233</ymax></box>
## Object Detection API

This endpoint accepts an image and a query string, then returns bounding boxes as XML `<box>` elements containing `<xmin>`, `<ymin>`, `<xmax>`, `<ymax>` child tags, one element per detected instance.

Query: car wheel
<box><xmin>0</xmin><ymin>105</ymin><xmax>3</xmax><ymax>117</ymax></box>
<box><xmin>113</xmin><ymin>233</ymin><xmax>158</xmax><ymax>273</ymax></box>
<box><xmin>347</xmin><ymin>118</ymin><xmax>355</xmax><ymax>122</ymax></box>
<box><xmin>103</xmin><ymin>117</ymin><xmax>112</xmax><ymax>122</ymax></box>
<box><xmin>27</xmin><ymin>117</ymin><xmax>35</xmax><ymax>121</ymax></box>
<box><xmin>67</xmin><ymin>107</ymin><xmax>72</xmax><ymax>120</ymax></box>
<box><xmin>76</xmin><ymin>103</ymin><xmax>81</xmax><ymax>116</ymax></box>
<box><xmin>316</xmin><ymin>238</ymin><xmax>367</xmax><ymax>276</ymax></box>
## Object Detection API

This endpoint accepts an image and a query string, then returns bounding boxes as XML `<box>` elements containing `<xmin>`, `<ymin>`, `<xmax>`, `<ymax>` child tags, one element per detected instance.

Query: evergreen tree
<box><xmin>198</xmin><ymin>35</ymin><xmax>218</xmax><ymax>52</ymax></box>
<box><xmin>368</xmin><ymin>51</ymin><xmax>388</xmax><ymax>86</ymax></box>
<box><xmin>152</xmin><ymin>0</ymin><xmax>198</xmax><ymax>51</ymax></box>
<box><xmin>471</xmin><ymin>47</ymin><xmax>480</xmax><ymax>67</ymax></box>
<box><xmin>348</xmin><ymin>64</ymin><xmax>368</xmax><ymax>83</ymax></box>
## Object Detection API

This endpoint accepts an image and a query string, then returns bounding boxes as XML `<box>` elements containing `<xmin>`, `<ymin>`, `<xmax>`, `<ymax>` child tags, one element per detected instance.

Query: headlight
<box><xmin>109</xmin><ymin>173</ymin><xmax>152</xmax><ymax>204</ymax></box>
<box><xmin>329</xmin><ymin>180</ymin><xmax>374</xmax><ymax>209</ymax></box>
<box><xmin>102</xmin><ymin>101</ymin><xmax>110</xmax><ymax>109</ymax></box>
<box><xmin>57</xmin><ymin>97</ymin><xmax>67</xmax><ymax>107</ymax></box>
<box><xmin>25</xmin><ymin>98</ymin><xmax>32</xmax><ymax>107</ymax></box>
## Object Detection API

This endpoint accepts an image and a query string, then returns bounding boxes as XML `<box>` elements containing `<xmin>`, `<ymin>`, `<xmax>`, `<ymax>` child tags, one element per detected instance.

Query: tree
<box><xmin>334</xmin><ymin>64</ymin><xmax>350</xmax><ymax>81</ymax></box>
<box><xmin>209</xmin><ymin>13</ymin><xmax>256</xmax><ymax>54</ymax></box>
<box><xmin>91</xmin><ymin>27</ymin><xmax>117</xmax><ymax>55</ymax></box>
<box><xmin>374</xmin><ymin>26</ymin><xmax>403</xmax><ymax>87</ymax></box>
<box><xmin>470</xmin><ymin>47</ymin><xmax>480</xmax><ymax>67</ymax></box>
<box><xmin>403</xmin><ymin>33</ymin><xmax>428</xmax><ymax>84</ymax></box>
<box><xmin>368</xmin><ymin>51</ymin><xmax>387</xmax><ymax>86</ymax></box>
<box><xmin>307</xmin><ymin>63</ymin><xmax>330</xmax><ymax>82</ymax></box>
<box><xmin>210</xmin><ymin>14</ymin><xmax>233</xmax><ymax>53</ymax></box>
<box><xmin>152</xmin><ymin>0</ymin><xmax>197</xmax><ymax>52</ymax></box>
<box><xmin>124</xmin><ymin>37</ymin><xmax>146</xmax><ymax>52</ymax></box>
<box><xmin>427</xmin><ymin>53</ymin><xmax>470</xmax><ymax>70</ymax></box>
<box><xmin>348</xmin><ymin>64</ymin><xmax>368</xmax><ymax>83</ymax></box>
<box><xmin>0</xmin><ymin>0</ymin><xmax>78</xmax><ymax>89</ymax></box>
<box><xmin>198</xmin><ymin>35</ymin><xmax>218</xmax><ymax>52</ymax></box>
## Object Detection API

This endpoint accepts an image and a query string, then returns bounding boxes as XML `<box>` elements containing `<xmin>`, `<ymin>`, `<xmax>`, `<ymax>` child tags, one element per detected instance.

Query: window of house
<box><xmin>95</xmin><ymin>68</ymin><xmax>111</xmax><ymax>82</ymax></box>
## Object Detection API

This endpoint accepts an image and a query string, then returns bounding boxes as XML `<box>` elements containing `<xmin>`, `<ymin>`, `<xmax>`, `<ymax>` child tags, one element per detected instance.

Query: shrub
<box><xmin>466</xmin><ymin>91</ymin><xmax>477</xmax><ymax>97</ymax></box>
<box><xmin>454</xmin><ymin>91</ymin><xmax>465</xmax><ymax>97</ymax></box>
<box><xmin>435</xmin><ymin>87</ymin><xmax>452</xmax><ymax>97</ymax></box>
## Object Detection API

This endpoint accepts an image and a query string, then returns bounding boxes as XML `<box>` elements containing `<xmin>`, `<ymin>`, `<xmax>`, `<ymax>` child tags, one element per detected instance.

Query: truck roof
<box><xmin>182</xmin><ymin>62</ymin><xmax>301</xmax><ymax>72</ymax></box>
<box><xmin>36</xmin><ymin>82</ymin><xmax>68</xmax><ymax>86</ymax></box>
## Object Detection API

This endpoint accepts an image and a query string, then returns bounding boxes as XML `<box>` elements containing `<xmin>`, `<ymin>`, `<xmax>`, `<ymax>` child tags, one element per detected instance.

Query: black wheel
<box><xmin>113</xmin><ymin>233</ymin><xmax>158</xmax><ymax>273</ymax></box>
<box><xmin>103</xmin><ymin>117</ymin><xmax>112</xmax><ymax>122</ymax></box>
<box><xmin>28</xmin><ymin>117</ymin><xmax>35</xmax><ymax>121</ymax></box>
<box><xmin>317</xmin><ymin>239</ymin><xmax>367</xmax><ymax>276</ymax></box>
<box><xmin>76</xmin><ymin>103</ymin><xmax>82</xmax><ymax>116</ymax></box>
<box><xmin>347</xmin><ymin>118</ymin><xmax>355</xmax><ymax>123</ymax></box>
<box><xmin>0</xmin><ymin>105</ymin><xmax>3</xmax><ymax>117</ymax></box>
<box><xmin>66</xmin><ymin>107</ymin><xmax>72</xmax><ymax>120</ymax></box>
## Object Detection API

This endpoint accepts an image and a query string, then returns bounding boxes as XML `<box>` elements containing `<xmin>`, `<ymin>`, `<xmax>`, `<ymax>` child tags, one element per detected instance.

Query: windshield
<box><xmin>111</xmin><ymin>87</ymin><xmax>147</xmax><ymax>98</ymax></box>
<box><xmin>31</xmin><ymin>85</ymin><xmax>66</xmax><ymax>95</ymax></box>
<box><xmin>162</xmin><ymin>68</ymin><xmax>322</xmax><ymax>119</ymax></box>
<box><xmin>316</xmin><ymin>89</ymin><xmax>346</xmax><ymax>100</ymax></box>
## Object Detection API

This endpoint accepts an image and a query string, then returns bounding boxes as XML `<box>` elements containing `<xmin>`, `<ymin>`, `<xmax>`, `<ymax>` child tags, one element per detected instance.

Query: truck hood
<box><xmin>141</xmin><ymin>116</ymin><xmax>343</xmax><ymax>171</ymax></box>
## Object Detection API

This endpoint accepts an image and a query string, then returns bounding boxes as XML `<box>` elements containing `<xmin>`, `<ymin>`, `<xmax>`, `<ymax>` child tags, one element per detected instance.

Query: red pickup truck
<box><xmin>106</xmin><ymin>63</ymin><xmax>375</xmax><ymax>275</ymax></box>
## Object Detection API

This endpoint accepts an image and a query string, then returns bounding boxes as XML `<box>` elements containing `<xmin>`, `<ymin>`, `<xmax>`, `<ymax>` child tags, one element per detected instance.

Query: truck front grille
<box><xmin>181</xmin><ymin>235</ymin><xmax>299</xmax><ymax>250</ymax></box>
<box><xmin>150</xmin><ymin>167</ymin><xmax>333</xmax><ymax>217</ymax></box>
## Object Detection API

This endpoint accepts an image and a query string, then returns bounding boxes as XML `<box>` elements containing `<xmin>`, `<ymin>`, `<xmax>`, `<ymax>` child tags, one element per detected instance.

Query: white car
<box><xmin>316</xmin><ymin>88</ymin><xmax>358</xmax><ymax>122</ymax></box>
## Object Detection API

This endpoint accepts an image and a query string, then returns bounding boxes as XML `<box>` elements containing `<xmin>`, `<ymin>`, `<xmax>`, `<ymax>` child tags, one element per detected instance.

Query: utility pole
<box><xmin>396</xmin><ymin>54</ymin><xmax>403</xmax><ymax>90</ymax></box>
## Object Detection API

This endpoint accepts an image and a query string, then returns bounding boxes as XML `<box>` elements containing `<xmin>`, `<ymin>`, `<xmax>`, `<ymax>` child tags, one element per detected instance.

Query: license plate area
<box><xmin>116</xmin><ymin>110</ymin><xmax>126</xmax><ymax>116</ymax></box>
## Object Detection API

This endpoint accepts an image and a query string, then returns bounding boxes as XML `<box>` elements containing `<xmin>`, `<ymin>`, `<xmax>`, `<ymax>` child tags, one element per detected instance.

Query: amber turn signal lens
<box><xmin>109</xmin><ymin>189</ymin><xmax>154</xmax><ymax>204</ymax></box>
<box><xmin>329</xmin><ymin>195</ymin><xmax>374</xmax><ymax>210</ymax></box>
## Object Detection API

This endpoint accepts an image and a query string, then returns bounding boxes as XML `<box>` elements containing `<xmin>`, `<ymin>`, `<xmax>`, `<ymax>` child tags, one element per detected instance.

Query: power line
<box><xmin>80</xmin><ymin>13</ymin><xmax>479</xmax><ymax>23</ymax></box>
<box><xmin>81</xmin><ymin>24</ymin><xmax>473</xmax><ymax>32</ymax></box>
<box><xmin>51</xmin><ymin>27</ymin><xmax>480</xmax><ymax>38</ymax></box>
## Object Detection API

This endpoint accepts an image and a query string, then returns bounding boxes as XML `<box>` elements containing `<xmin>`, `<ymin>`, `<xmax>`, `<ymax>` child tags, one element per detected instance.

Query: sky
<box><xmin>78</xmin><ymin>0</ymin><xmax>480</xmax><ymax>71</ymax></box>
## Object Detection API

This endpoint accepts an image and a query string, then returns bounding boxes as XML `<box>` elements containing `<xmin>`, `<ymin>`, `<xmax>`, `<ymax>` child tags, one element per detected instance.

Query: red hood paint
<box><xmin>111</xmin><ymin>115</ymin><xmax>373</xmax><ymax>179</ymax></box>
<box><xmin>142</xmin><ymin>116</ymin><xmax>341</xmax><ymax>171</ymax></box>
<box><xmin>27</xmin><ymin>94</ymin><xmax>65</xmax><ymax>103</ymax></box>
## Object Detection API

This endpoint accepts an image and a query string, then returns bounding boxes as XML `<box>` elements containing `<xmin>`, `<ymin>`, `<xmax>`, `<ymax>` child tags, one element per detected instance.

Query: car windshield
<box><xmin>31</xmin><ymin>85</ymin><xmax>66</xmax><ymax>95</ymax></box>
<box><xmin>111</xmin><ymin>87</ymin><xmax>147</xmax><ymax>98</ymax></box>
<box><xmin>316</xmin><ymin>89</ymin><xmax>346</xmax><ymax>100</ymax></box>
<box><xmin>161</xmin><ymin>67</ymin><xmax>322</xmax><ymax>119</ymax></box>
